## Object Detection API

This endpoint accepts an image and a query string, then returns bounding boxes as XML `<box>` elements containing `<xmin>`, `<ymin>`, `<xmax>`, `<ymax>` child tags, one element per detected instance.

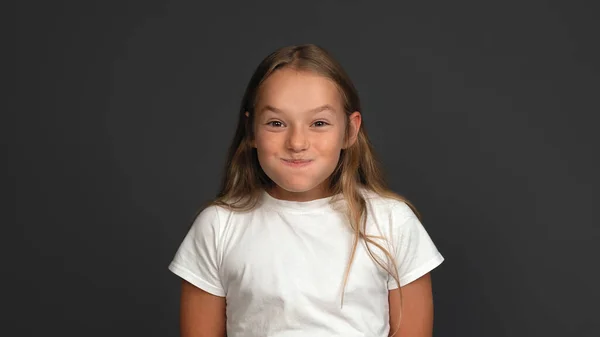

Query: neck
<box><xmin>268</xmin><ymin>184</ymin><xmax>332</xmax><ymax>202</ymax></box>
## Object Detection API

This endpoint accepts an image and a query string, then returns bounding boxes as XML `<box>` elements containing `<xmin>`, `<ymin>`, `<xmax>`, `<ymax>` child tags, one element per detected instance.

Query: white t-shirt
<box><xmin>168</xmin><ymin>189</ymin><xmax>444</xmax><ymax>337</ymax></box>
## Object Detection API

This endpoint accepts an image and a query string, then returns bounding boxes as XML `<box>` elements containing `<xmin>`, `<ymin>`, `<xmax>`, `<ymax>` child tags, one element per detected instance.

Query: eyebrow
<box><xmin>260</xmin><ymin>104</ymin><xmax>337</xmax><ymax>115</ymax></box>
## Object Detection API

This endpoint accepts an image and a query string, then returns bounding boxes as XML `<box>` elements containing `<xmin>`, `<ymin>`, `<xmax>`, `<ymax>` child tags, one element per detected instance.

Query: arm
<box><xmin>180</xmin><ymin>280</ymin><xmax>227</xmax><ymax>337</ymax></box>
<box><xmin>388</xmin><ymin>273</ymin><xmax>434</xmax><ymax>337</ymax></box>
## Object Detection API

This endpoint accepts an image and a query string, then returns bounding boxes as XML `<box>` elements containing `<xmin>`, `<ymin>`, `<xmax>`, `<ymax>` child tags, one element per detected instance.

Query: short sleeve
<box><xmin>387</xmin><ymin>203</ymin><xmax>444</xmax><ymax>289</ymax></box>
<box><xmin>168</xmin><ymin>206</ymin><xmax>226</xmax><ymax>297</ymax></box>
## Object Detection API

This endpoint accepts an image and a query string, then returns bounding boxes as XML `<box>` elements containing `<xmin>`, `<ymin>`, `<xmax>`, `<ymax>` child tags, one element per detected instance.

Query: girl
<box><xmin>168</xmin><ymin>44</ymin><xmax>444</xmax><ymax>337</ymax></box>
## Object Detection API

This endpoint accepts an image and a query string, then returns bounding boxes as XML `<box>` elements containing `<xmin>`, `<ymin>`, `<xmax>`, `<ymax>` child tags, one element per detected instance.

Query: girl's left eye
<box><xmin>267</xmin><ymin>121</ymin><xmax>283</xmax><ymax>127</ymax></box>
<box><xmin>313</xmin><ymin>121</ymin><xmax>330</xmax><ymax>127</ymax></box>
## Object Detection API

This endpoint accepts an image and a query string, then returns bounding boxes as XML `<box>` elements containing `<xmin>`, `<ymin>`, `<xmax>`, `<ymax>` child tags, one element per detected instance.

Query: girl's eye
<box><xmin>313</xmin><ymin>121</ymin><xmax>330</xmax><ymax>127</ymax></box>
<box><xmin>267</xmin><ymin>121</ymin><xmax>283</xmax><ymax>127</ymax></box>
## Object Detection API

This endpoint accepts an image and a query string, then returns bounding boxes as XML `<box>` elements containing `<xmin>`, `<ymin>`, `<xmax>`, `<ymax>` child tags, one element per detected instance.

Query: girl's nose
<box><xmin>286</xmin><ymin>126</ymin><xmax>309</xmax><ymax>152</ymax></box>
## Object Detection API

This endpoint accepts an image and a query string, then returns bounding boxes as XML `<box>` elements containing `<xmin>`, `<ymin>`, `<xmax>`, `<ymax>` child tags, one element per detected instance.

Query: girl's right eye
<box><xmin>267</xmin><ymin>121</ymin><xmax>284</xmax><ymax>127</ymax></box>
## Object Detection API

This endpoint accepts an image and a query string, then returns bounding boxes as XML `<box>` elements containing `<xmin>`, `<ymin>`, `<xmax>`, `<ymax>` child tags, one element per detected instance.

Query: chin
<box><xmin>261</xmin><ymin>164</ymin><xmax>333</xmax><ymax>195</ymax></box>
<box><xmin>269</xmin><ymin>176</ymin><xmax>323</xmax><ymax>193</ymax></box>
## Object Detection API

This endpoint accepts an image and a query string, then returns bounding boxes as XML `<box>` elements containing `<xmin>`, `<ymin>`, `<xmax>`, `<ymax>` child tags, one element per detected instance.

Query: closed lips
<box><xmin>283</xmin><ymin>159</ymin><xmax>311</xmax><ymax>163</ymax></box>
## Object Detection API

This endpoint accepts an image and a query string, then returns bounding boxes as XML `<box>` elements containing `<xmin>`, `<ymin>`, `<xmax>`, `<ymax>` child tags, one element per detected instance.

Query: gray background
<box><xmin>14</xmin><ymin>0</ymin><xmax>599</xmax><ymax>336</ymax></box>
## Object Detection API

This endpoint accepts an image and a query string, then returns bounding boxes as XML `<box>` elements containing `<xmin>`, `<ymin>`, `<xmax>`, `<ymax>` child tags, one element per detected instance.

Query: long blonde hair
<box><xmin>211</xmin><ymin>44</ymin><xmax>421</xmax><ymax>333</ymax></box>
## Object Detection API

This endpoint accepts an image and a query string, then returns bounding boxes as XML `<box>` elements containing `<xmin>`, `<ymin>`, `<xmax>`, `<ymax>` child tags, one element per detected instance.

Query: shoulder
<box><xmin>195</xmin><ymin>201</ymin><xmax>256</xmax><ymax>223</ymax></box>
<box><xmin>360</xmin><ymin>188</ymin><xmax>416</xmax><ymax>220</ymax></box>
<box><xmin>358</xmin><ymin>188</ymin><xmax>423</xmax><ymax>241</ymax></box>
<box><xmin>193</xmin><ymin>204</ymin><xmax>224</xmax><ymax>225</ymax></box>
<box><xmin>189</xmin><ymin>202</ymin><xmax>263</xmax><ymax>236</ymax></box>
<box><xmin>187</xmin><ymin>204</ymin><xmax>233</xmax><ymax>237</ymax></box>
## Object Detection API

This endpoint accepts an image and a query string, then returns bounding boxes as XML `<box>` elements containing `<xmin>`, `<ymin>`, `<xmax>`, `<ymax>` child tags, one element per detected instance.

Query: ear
<box><xmin>344</xmin><ymin>111</ymin><xmax>362</xmax><ymax>149</ymax></box>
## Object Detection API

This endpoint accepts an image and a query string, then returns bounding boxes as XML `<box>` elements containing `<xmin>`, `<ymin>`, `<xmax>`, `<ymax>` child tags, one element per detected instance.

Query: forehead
<box><xmin>256</xmin><ymin>68</ymin><xmax>343</xmax><ymax>113</ymax></box>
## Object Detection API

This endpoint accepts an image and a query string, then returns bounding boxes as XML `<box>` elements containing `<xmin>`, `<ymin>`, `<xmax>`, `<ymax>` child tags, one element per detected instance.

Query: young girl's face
<box><xmin>251</xmin><ymin>67</ymin><xmax>361</xmax><ymax>201</ymax></box>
